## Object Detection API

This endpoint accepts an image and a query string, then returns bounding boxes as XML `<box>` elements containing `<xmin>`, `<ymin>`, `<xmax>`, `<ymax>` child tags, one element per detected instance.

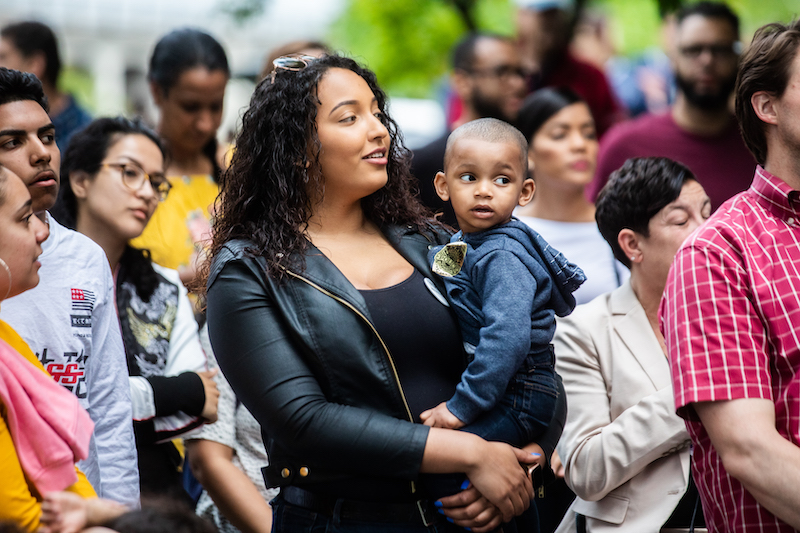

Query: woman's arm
<box><xmin>554</xmin><ymin>308</ymin><xmax>690</xmax><ymax>502</ymax></box>
<box><xmin>187</xmin><ymin>440</ymin><xmax>272</xmax><ymax>533</ymax></box>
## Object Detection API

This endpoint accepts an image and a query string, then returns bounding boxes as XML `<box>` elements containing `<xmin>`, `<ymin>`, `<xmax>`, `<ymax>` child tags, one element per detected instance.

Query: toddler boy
<box><xmin>422</xmin><ymin>118</ymin><xmax>584</xmax><ymax>451</ymax></box>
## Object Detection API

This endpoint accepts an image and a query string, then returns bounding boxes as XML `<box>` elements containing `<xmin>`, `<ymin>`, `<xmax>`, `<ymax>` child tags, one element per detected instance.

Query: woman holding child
<box><xmin>203</xmin><ymin>54</ymin><xmax>546</xmax><ymax>532</ymax></box>
<box><xmin>554</xmin><ymin>157</ymin><xmax>709</xmax><ymax>532</ymax></box>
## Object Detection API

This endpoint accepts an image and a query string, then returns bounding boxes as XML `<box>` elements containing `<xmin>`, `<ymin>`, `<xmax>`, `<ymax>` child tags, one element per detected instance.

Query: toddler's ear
<box><xmin>518</xmin><ymin>178</ymin><xmax>536</xmax><ymax>206</ymax></box>
<box><xmin>433</xmin><ymin>171</ymin><xmax>450</xmax><ymax>201</ymax></box>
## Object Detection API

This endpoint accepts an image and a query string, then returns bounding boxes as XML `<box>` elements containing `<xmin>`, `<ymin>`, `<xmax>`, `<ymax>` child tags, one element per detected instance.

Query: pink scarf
<box><xmin>0</xmin><ymin>338</ymin><xmax>94</xmax><ymax>494</ymax></box>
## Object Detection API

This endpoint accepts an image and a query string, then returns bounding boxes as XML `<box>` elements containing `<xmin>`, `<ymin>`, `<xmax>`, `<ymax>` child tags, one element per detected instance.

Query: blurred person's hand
<box><xmin>197</xmin><ymin>369</ymin><xmax>220</xmax><ymax>423</ymax></box>
<box><xmin>39</xmin><ymin>492</ymin><xmax>126</xmax><ymax>533</ymax></box>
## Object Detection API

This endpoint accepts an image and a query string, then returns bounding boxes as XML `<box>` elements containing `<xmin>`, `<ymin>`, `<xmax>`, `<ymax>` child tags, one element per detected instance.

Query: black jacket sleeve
<box><xmin>206</xmin><ymin>255</ymin><xmax>430</xmax><ymax>482</ymax></box>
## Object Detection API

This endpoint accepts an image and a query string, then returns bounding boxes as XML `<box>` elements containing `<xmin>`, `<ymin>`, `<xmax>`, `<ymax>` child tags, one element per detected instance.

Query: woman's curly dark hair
<box><xmin>202</xmin><ymin>54</ymin><xmax>432</xmax><ymax>287</ymax></box>
<box><xmin>53</xmin><ymin>116</ymin><xmax>167</xmax><ymax>302</ymax></box>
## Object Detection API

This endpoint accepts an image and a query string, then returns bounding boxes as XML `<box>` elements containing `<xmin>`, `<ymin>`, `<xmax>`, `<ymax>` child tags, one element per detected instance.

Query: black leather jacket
<box><xmin>206</xmin><ymin>224</ymin><xmax>452</xmax><ymax>491</ymax></box>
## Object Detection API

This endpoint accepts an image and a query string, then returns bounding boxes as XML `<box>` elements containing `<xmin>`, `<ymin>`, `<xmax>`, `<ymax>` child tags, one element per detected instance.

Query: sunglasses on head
<box><xmin>269</xmin><ymin>54</ymin><xmax>317</xmax><ymax>83</ymax></box>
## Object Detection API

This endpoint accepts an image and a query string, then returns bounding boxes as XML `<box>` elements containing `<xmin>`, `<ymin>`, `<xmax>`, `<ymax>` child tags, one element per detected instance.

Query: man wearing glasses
<box><xmin>412</xmin><ymin>32</ymin><xmax>529</xmax><ymax>227</ymax></box>
<box><xmin>591</xmin><ymin>1</ymin><xmax>756</xmax><ymax>211</ymax></box>
<box><xmin>0</xmin><ymin>68</ymin><xmax>139</xmax><ymax>507</ymax></box>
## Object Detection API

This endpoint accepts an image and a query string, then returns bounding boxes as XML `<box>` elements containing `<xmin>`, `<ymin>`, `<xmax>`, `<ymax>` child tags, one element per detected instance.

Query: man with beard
<box><xmin>412</xmin><ymin>33</ymin><xmax>528</xmax><ymax>226</ymax></box>
<box><xmin>590</xmin><ymin>2</ymin><xmax>755</xmax><ymax>210</ymax></box>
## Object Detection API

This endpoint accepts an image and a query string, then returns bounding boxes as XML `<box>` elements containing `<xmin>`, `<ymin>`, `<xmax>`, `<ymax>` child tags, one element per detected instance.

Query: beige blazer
<box><xmin>554</xmin><ymin>281</ymin><xmax>693</xmax><ymax>533</ymax></box>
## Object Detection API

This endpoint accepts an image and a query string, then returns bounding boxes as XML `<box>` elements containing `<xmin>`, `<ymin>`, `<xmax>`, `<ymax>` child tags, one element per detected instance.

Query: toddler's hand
<box><xmin>420</xmin><ymin>402</ymin><xmax>465</xmax><ymax>429</ymax></box>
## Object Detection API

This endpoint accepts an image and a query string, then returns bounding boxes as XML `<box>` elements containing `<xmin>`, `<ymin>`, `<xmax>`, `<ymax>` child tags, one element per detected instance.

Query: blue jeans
<box><xmin>462</xmin><ymin>348</ymin><xmax>558</xmax><ymax>446</ymax></box>
<box><xmin>271</xmin><ymin>494</ymin><xmax>465</xmax><ymax>533</ymax></box>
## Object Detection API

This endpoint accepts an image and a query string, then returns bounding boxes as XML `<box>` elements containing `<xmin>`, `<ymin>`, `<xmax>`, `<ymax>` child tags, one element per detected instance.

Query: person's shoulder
<box><xmin>47</xmin><ymin>215</ymin><xmax>109</xmax><ymax>266</ymax></box>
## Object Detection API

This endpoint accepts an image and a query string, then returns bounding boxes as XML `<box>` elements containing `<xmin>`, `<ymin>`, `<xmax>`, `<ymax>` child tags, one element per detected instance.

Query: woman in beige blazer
<box><xmin>554</xmin><ymin>157</ymin><xmax>711</xmax><ymax>533</ymax></box>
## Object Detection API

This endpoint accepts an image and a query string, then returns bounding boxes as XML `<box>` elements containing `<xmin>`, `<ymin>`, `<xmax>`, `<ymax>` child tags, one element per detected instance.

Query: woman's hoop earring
<box><xmin>0</xmin><ymin>257</ymin><xmax>11</xmax><ymax>301</ymax></box>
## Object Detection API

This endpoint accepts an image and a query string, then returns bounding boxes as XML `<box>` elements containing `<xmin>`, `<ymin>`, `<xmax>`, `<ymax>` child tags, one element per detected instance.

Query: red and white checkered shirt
<box><xmin>661</xmin><ymin>166</ymin><xmax>800</xmax><ymax>533</ymax></box>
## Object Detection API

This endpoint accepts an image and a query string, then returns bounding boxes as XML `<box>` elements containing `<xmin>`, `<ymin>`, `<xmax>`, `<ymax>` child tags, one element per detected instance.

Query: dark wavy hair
<box><xmin>203</xmin><ymin>54</ymin><xmax>431</xmax><ymax>286</ymax></box>
<box><xmin>595</xmin><ymin>157</ymin><xmax>696</xmax><ymax>268</ymax></box>
<box><xmin>53</xmin><ymin>116</ymin><xmax>167</xmax><ymax>302</ymax></box>
<box><xmin>149</xmin><ymin>28</ymin><xmax>230</xmax><ymax>182</ymax></box>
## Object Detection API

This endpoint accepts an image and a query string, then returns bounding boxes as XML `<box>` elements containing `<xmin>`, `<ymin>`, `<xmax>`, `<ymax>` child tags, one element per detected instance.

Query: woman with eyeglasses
<box><xmin>131</xmin><ymin>28</ymin><xmax>230</xmax><ymax>288</ymax></box>
<box><xmin>202</xmin><ymin>54</ymin><xmax>540</xmax><ymax>533</ymax></box>
<box><xmin>52</xmin><ymin>117</ymin><xmax>219</xmax><ymax>501</ymax></box>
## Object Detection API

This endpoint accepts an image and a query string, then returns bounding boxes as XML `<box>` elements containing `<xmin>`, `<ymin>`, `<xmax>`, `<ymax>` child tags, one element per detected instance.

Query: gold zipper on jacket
<box><xmin>284</xmin><ymin>270</ymin><xmax>415</xmax><ymax>423</ymax></box>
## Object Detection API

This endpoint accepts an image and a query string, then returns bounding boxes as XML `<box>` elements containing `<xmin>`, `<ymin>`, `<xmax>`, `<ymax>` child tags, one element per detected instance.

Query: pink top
<box><xmin>661</xmin><ymin>166</ymin><xmax>800</xmax><ymax>532</ymax></box>
<box><xmin>0</xmin><ymin>338</ymin><xmax>94</xmax><ymax>495</ymax></box>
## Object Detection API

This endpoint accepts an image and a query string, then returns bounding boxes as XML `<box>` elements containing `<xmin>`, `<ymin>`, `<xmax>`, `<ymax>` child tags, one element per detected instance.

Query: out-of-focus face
<box><xmin>435</xmin><ymin>137</ymin><xmax>533</xmax><ymax>234</ymax></box>
<box><xmin>462</xmin><ymin>38</ymin><xmax>529</xmax><ymax>123</ymax></box>
<box><xmin>74</xmin><ymin>134</ymin><xmax>165</xmax><ymax>245</ymax></box>
<box><xmin>314</xmin><ymin>68</ymin><xmax>390</xmax><ymax>205</ymax></box>
<box><xmin>0</xmin><ymin>99</ymin><xmax>60</xmax><ymax>214</ymax></box>
<box><xmin>0</xmin><ymin>169</ymin><xmax>49</xmax><ymax>299</ymax></box>
<box><xmin>528</xmin><ymin>102</ymin><xmax>598</xmax><ymax>191</ymax></box>
<box><xmin>0</xmin><ymin>38</ymin><xmax>33</xmax><ymax>73</ymax></box>
<box><xmin>637</xmin><ymin>179</ymin><xmax>711</xmax><ymax>284</ymax></box>
<box><xmin>674</xmin><ymin>14</ymin><xmax>739</xmax><ymax>110</ymax></box>
<box><xmin>516</xmin><ymin>7</ymin><xmax>570</xmax><ymax>69</ymax></box>
<box><xmin>153</xmin><ymin>67</ymin><xmax>228</xmax><ymax>157</ymax></box>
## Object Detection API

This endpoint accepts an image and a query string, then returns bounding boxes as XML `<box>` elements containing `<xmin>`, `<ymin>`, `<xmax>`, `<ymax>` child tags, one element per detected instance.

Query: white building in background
<box><xmin>0</xmin><ymin>0</ymin><xmax>346</xmax><ymax>138</ymax></box>
<box><xmin>0</xmin><ymin>0</ymin><xmax>445</xmax><ymax>148</ymax></box>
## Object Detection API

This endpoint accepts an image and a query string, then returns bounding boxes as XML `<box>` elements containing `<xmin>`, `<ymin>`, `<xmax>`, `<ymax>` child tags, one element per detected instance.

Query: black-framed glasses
<box><xmin>679</xmin><ymin>42</ymin><xmax>740</xmax><ymax>60</ymax></box>
<box><xmin>102</xmin><ymin>162</ymin><xmax>171</xmax><ymax>202</ymax></box>
<box><xmin>270</xmin><ymin>54</ymin><xmax>317</xmax><ymax>83</ymax></box>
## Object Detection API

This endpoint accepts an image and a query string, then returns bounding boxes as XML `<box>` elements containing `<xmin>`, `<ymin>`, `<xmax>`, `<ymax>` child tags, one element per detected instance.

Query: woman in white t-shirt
<box><xmin>515</xmin><ymin>87</ymin><xmax>628</xmax><ymax>306</ymax></box>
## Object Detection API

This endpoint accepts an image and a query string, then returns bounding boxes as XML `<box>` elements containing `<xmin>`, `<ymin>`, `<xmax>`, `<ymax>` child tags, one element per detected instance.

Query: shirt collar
<box><xmin>749</xmin><ymin>166</ymin><xmax>800</xmax><ymax>221</ymax></box>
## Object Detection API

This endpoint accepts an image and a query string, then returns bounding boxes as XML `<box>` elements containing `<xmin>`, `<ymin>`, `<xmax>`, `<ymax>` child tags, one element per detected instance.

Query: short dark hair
<box><xmin>445</xmin><ymin>117</ymin><xmax>528</xmax><ymax>174</ymax></box>
<box><xmin>595</xmin><ymin>157</ymin><xmax>696</xmax><ymax>268</ymax></box>
<box><xmin>517</xmin><ymin>86</ymin><xmax>585</xmax><ymax>142</ymax></box>
<box><xmin>735</xmin><ymin>19</ymin><xmax>800</xmax><ymax>166</ymax></box>
<box><xmin>0</xmin><ymin>67</ymin><xmax>49</xmax><ymax>112</ymax></box>
<box><xmin>452</xmin><ymin>32</ymin><xmax>511</xmax><ymax>71</ymax></box>
<box><xmin>676</xmin><ymin>2</ymin><xmax>740</xmax><ymax>39</ymax></box>
<box><xmin>1</xmin><ymin>21</ymin><xmax>61</xmax><ymax>87</ymax></box>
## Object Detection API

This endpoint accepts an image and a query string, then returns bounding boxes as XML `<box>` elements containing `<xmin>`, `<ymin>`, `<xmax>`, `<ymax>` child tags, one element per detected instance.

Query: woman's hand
<box><xmin>422</xmin><ymin>430</ymin><xmax>536</xmax><ymax>523</ymax></box>
<box><xmin>420</xmin><ymin>402</ymin><xmax>465</xmax><ymax>429</ymax></box>
<box><xmin>464</xmin><ymin>441</ymin><xmax>536</xmax><ymax>522</ymax></box>
<box><xmin>197</xmin><ymin>369</ymin><xmax>220</xmax><ymax>423</ymax></box>
<box><xmin>437</xmin><ymin>484</ymin><xmax>503</xmax><ymax>533</ymax></box>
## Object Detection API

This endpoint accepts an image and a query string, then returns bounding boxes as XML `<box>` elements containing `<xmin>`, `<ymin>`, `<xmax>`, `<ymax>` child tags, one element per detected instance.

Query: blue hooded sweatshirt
<box><xmin>429</xmin><ymin>218</ymin><xmax>585</xmax><ymax>424</ymax></box>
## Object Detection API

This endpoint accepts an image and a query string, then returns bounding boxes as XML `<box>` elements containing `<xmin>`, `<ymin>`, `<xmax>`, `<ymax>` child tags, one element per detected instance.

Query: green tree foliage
<box><xmin>329</xmin><ymin>0</ymin><xmax>798</xmax><ymax>97</ymax></box>
<box><xmin>328</xmin><ymin>0</ymin><xmax>513</xmax><ymax>98</ymax></box>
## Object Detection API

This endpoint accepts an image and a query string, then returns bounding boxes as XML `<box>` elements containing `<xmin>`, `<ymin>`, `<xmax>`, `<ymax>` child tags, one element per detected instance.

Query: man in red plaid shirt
<box><xmin>661</xmin><ymin>19</ymin><xmax>800</xmax><ymax>533</ymax></box>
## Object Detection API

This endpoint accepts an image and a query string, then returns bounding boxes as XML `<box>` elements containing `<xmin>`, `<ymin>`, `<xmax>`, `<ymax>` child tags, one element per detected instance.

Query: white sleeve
<box><xmin>86</xmin><ymin>262</ymin><xmax>140</xmax><ymax>507</ymax></box>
